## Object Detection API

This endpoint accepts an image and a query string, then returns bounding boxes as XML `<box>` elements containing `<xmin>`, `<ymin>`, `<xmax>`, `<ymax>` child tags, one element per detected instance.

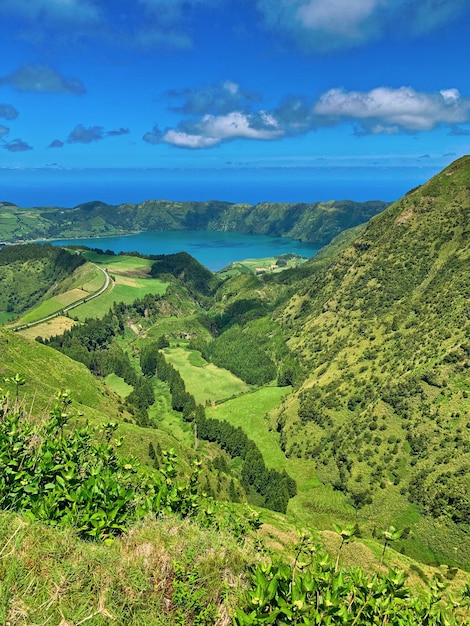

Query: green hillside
<box><xmin>269</xmin><ymin>155</ymin><xmax>470</xmax><ymax>566</ymax></box>
<box><xmin>1</xmin><ymin>159</ymin><xmax>470</xmax><ymax>623</ymax></box>
<box><xmin>0</xmin><ymin>197</ymin><xmax>388</xmax><ymax>245</ymax></box>
<box><xmin>0</xmin><ymin>243</ymin><xmax>85</xmax><ymax>320</ymax></box>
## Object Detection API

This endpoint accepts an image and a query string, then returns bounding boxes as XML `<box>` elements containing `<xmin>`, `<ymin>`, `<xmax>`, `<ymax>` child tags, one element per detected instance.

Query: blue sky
<box><xmin>1</xmin><ymin>0</ymin><xmax>470</xmax><ymax>205</ymax></box>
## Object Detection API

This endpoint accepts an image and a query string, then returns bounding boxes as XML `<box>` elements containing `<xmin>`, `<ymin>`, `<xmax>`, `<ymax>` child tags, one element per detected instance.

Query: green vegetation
<box><xmin>0</xmin><ymin>243</ymin><xmax>84</xmax><ymax>315</ymax></box>
<box><xmin>1</xmin><ymin>158</ymin><xmax>470</xmax><ymax>622</ymax></box>
<box><xmin>164</xmin><ymin>346</ymin><xmax>250</xmax><ymax>404</ymax></box>
<box><xmin>0</xmin><ymin>198</ymin><xmax>388</xmax><ymax>246</ymax></box>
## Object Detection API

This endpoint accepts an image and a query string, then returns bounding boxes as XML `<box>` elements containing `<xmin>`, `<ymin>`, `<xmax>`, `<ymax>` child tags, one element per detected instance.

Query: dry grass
<box><xmin>18</xmin><ymin>316</ymin><xmax>77</xmax><ymax>341</ymax></box>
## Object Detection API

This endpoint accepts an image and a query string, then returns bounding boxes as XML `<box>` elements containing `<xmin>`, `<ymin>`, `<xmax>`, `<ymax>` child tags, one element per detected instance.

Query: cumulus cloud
<box><xmin>0</xmin><ymin>125</ymin><xmax>9</xmax><ymax>136</ymax></box>
<box><xmin>167</xmin><ymin>81</ymin><xmax>261</xmax><ymax>115</ymax></box>
<box><xmin>66</xmin><ymin>124</ymin><xmax>130</xmax><ymax>144</ymax></box>
<box><xmin>2</xmin><ymin>138</ymin><xmax>33</xmax><ymax>152</ymax></box>
<box><xmin>0</xmin><ymin>103</ymin><xmax>19</xmax><ymax>120</ymax></box>
<box><xmin>0</xmin><ymin>64</ymin><xmax>85</xmax><ymax>95</ymax></box>
<box><xmin>147</xmin><ymin>111</ymin><xmax>283</xmax><ymax>149</ymax></box>
<box><xmin>313</xmin><ymin>87</ymin><xmax>470</xmax><ymax>132</ymax></box>
<box><xmin>255</xmin><ymin>0</ymin><xmax>468</xmax><ymax>51</ymax></box>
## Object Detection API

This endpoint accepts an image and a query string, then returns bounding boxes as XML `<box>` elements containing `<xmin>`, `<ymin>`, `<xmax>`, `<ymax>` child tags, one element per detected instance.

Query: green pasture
<box><xmin>71</xmin><ymin>276</ymin><xmax>168</xmax><ymax>320</ymax></box>
<box><xmin>82</xmin><ymin>250</ymin><xmax>154</xmax><ymax>274</ymax></box>
<box><xmin>104</xmin><ymin>373</ymin><xmax>133</xmax><ymax>398</ymax></box>
<box><xmin>19</xmin><ymin>289</ymin><xmax>89</xmax><ymax>324</ymax></box>
<box><xmin>206</xmin><ymin>387</ymin><xmax>355</xmax><ymax>528</ymax></box>
<box><xmin>206</xmin><ymin>387</ymin><xmax>290</xmax><ymax>468</ymax></box>
<box><xmin>218</xmin><ymin>255</ymin><xmax>308</xmax><ymax>279</ymax></box>
<box><xmin>164</xmin><ymin>347</ymin><xmax>250</xmax><ymax>404</ymax></box>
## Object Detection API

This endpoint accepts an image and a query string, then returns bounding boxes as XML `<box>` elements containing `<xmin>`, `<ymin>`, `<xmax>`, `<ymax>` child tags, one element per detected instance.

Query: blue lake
<box><xmin>51</xmin><ymin>230</ymin><xmax>321</xmax><ymax>271</ymax></box>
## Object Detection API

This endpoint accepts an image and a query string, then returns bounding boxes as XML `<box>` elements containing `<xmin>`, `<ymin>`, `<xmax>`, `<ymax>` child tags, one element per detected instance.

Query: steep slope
<box><xmin>0</xmin><ymin>328</ymin><xmax>125</xmax><ymax>421</ymax></box>
<box><xmin>273</xmin><ymin>155</ymin><xmax>470</xmax><ymax>566</ymax></box>
<box><xmin>0</xmin><ymin>243</ymin><xmax>85</xmax><ymax>317</ymax></box>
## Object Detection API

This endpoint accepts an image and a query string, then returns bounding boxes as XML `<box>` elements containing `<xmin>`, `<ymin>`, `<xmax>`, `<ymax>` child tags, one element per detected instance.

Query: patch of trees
<box><xmin>196</xmin><ymin>412</ymin><xmax>296</xmax><ymax>513</ymax></box>
<box><xmin>409</xmin><ymin>467</ymin><xmax>470</xmax><ymax>524</ymax></box>
<box><xmin>44</xmin><ymin>310</ymin><xmax>155</xmax><ymax>424</ymax></box>
<box><xmin>143</xmin><ymin>345</ymin><xmax>297</xmax><ymax>513</ymax></box>
<box><xmin>150</xmin><ymin>251</ymin><xmax>218</xmax><ymax>297</ymax></box>
<box><xmin>207</xmin><ymin>324</ymin><xmax>277</xmax><ymax>385</ymax></box>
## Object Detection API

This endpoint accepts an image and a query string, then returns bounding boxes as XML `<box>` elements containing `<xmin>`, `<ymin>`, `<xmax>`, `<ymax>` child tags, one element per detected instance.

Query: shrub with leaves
<box><xmin>0</xmin><ymin>388</ymin><xmax>202</xmax><ymax>540</ymax></box>
<box><xmin>234</xmin><ymin>534</ymin><xmax>470</xmax><ymax>625</ymax></box>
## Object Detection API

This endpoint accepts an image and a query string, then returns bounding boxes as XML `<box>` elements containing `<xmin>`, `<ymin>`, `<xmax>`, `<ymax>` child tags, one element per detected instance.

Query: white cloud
<box><xmin>161</xmin><ymin>111</ymin><xmax>284</xmax><ymax>148</ymax></box>
<box><xmin>145</xmin><ymin>81</ymin><xmax>470</xmax><ymax>149</ymax></box>
<box><xmin>313</xmin><ymin>86</ymin><xmax>470</xmax><ymax>131</ymax></box>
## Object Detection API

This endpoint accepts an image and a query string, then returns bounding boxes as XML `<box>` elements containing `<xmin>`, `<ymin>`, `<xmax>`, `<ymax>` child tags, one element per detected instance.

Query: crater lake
<box><xmin>49</xmin><ymin>230</ymin><xmax>321</xmax><ymax>271</ymax></box>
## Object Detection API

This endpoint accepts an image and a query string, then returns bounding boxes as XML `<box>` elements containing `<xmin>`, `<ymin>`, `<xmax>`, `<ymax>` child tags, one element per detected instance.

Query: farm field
<box><xmin>18</xmin><ymin>316</ymin><xmax>76</xmax><ymax>341</ymax></box>
<box><xmin>71</xmin><ymin>274</ymin><xmax>168</xmax><ymax>320</ymax></box>
<box><xmin>81</xmin><ymin>250</ymin><xmax>155</xmax><ymax>275</ymax></box>
<box><xmin>104</xmin><ymin>373</ymin><xmax>133</xmax><ymax>398</ymax></box>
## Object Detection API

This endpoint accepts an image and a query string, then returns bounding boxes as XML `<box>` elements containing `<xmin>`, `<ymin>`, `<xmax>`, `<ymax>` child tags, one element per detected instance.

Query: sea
<box><xmin>0</xmin><ymin>165</ymin><xmax>437</xmax><ymax>208</ymax></box>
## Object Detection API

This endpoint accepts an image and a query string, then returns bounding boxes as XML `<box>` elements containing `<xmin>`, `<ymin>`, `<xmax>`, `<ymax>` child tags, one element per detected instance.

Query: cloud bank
<box><xmin>145</xmin><ymin>84</ymin><xmax>470</xmax><ymax>148</ymax></box>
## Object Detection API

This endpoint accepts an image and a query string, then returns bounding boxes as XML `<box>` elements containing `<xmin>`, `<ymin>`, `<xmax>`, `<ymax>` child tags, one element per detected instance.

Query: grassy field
<box><xmin>164</xmin><ymin>346</ymin><xmax>250</xmax><ymax>404</ymax></box>
<box><xmin>82</xmin><ymin>250</ymin><xmax>155</xmax><ymax>275</ymax></box>
<box><xmin>0</xmin><ymin>329</ymin><xmax>124</xmax><ymax>422</ymax></box>
<box><xmin>104</xmin><ymin>373</ymin><xmax>133</xmax><ymax>398</ymax></box>
<box><xmin>18</xmin><ymin>288</ymin><xmax>89</xmax><ymax>324</ymax></box>
<box><xmin>218</xmin><ymin>254</ymin><xmax>309</xmax><ymax>279</ymax></box>
<box><xmin>18</xmin><ymin>316</ymin><xmax>76</xmax><ymax>341</ymax></box>
<box><xmin>205</xmin><ymin>387</ymin><xmax>356</xmax><ymax>529</ymax></box>
<box><xmin>72</xmin><ymin>275</ymin><xmax>168</xmax><ymax>320</ymax></box>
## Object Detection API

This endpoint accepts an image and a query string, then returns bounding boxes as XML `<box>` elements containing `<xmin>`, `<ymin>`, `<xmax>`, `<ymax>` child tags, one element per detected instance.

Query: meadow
<box><xmin>164</xmin><ymin>346</ymin><xmax>250</xmax><ymax>404</ymax></box>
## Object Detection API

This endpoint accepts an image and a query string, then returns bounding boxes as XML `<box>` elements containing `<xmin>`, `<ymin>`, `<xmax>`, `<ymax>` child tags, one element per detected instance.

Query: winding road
<box><xmin>11</xmin><ymin>264</ymin><xmax>111</xmax><ymax>332</ymax></box>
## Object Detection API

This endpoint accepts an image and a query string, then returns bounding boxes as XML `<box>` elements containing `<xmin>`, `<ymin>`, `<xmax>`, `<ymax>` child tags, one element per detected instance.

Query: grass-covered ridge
<box><xmin>270</xmin><ymin>155</ymin><xmax>470</xmax><ymax>567</ymax></box>
<box><xmin>0</xmin><ymin>197</ymin><xmax>388</xmax><ymax>246</ymax></box>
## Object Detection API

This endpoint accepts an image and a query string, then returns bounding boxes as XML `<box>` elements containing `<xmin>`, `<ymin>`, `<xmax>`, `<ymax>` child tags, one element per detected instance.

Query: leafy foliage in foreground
<box><xmin>0</xmin><ymin>390</ymin><xmax>202</xmax><ymax>540</ymax></box>
<box><xmin>236</xmin><ymin>535</ymin><xmax>470</xmax><ymax>625</ymax></box>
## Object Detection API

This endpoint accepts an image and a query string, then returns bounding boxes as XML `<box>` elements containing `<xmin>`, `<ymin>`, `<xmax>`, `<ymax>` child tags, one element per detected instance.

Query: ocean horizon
<box><xmin>0</xmin><ymin>166</ymin><xmax>439</xmax><ymax>209</ymax></box>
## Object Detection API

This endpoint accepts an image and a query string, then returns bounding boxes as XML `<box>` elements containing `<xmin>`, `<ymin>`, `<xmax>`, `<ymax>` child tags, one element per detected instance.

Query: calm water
<box><xmin>0</xmin><ymin>165</ymin><xmax>436</xmax><ymax>208</ymax></box>
<box><xmin>51</xmin><ymin>230</ymin><xmax>321</xmax><ymax>271</ymax></box>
